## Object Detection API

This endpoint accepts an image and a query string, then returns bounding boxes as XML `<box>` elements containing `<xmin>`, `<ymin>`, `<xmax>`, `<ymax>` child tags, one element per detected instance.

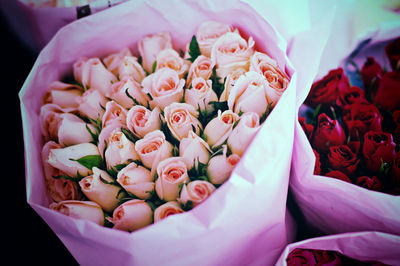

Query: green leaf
<box><xmin>125</xmin><ymin>88</ymin><xmax>141</xmax><ymax>106</ymax></box>
<box><xmin>209</xmin><ymin>101</ymin><xmax>228</xmax><ymax>112</ymax></box>
<box><xmin>52</xmin><ymin>171</ymin><xmax>85</xmax><ymax>182</ymax></box>
<box><xmin>86</xmin><ymin>124</ymin><xmax>99</xmax><ymax>145</ymax></box>
<box><xmin>311</xmin><ymin>103</ymin><xmax>321</xmax><ymax>126</ymax></box>
<box><xmin>70</xmin><ymin>155</ymin><xmax>103</xmax><ymax>170</ymax></box>
<box><xmin>188</xmin><ymin>35</ymin><xmax>201</xmax><ymax>63</ymax></box>
<box><xmin>152</xmin><ymin>60</ymin><xmax>157</xmax><ymax>73</ymax></box>
<box><xmin>210</xmin><ymin>67</ymin><xmax>225</xmax><ymax>98</ymax></box>
<box><xmin>99</xmin><ymin>174</ymin><xmax>119</xmax><ymax>186</ymax></box>
<box><xmin>121</xmin><ymin>127</ymin><xmax>139</xmax><ymax>143</ymax></box>
<box><xmin>181</xmin><ymin>200</ymin><xmax>193</xmax><ymax>211</ymax></box>
<box><xmin>260</xmin><ymin>103</ymin><xmax>273</xmax><ymax>124</ymax></box>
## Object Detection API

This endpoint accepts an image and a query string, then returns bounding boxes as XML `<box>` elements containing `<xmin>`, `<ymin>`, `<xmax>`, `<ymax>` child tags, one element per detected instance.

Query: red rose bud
<box><xmin>312</xmin><ymin>113</ymin><xmax>346</xmax><ymax>153</ymax></box>
<box><xmin>299</xmin><ymin>116</ymin><xmax>314</xmax><ymax>140</ymax></box>
<box><xmin>327</xmin><ymin>144</ymin><xmax>360</xmax><ymax>176</ymax></box>
<box><xmin>305</xmin><ymin>67</ymin><xmax>351</xmax><ymax>108</ymax></box>
<box><xmin>385</xmin><ymin>36</ymin><xmax>400</xmax><ymax>71</ymax></box>
<box><xmin>356</xmin><ymin>176</ymin><xmax>383</xmax><ymax>192</ymax></box>
<box><xmin>362</xmin><ymin>131</ymin><xmax>396</xmax><ymax>173</ymax></box>
<box><xmin>343</xmin><ymin>103</ymin><xmax>382</xmax><ymax>140</ymax></box>
<box><xmin>312</xmin><ymin>250</ymin><xmax>343</xmax><ymax>265</ymax></box>
<box><xmin>313</xmin><ymin>149</ymin><xmax>321</xmax><ymax>175</ymax></box>
<box><xmin>374</xmin><ymin>71</ymin><xmax>400</xmax><ymax>111</ymax></box>
<box><xmin>286</xmin><ymin>249</ymin><xmax>316</xmax><ymax>266</ymax></box>
<box><xmin>336</xmin><ymin>86</ymin><xmax>368</xmax><ymax>108</ymax></box>
<box><xmin>325</xmin><ymin>170</ymin><xmax>351</xmax><ymax>183</ymax></box>
<box><xmin>360</xmin><ymin>57</ymin><xmax>383</xmax><ymax>90</ymax></box>
<box><xmin>393</xmin><ymin>110</ymin><xmax>400</xmax><ymax>143</ymax></box>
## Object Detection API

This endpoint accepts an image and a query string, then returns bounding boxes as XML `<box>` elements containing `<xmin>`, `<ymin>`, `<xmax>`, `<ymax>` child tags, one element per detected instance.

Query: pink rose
<box><xmin>101</xmin><ymin>101</ymin><xmax>128</xmax><ymax>129</ymax></box>
<box><xmin>155</xmin><ymin>48</ymin><xmax>190</xmax><ymax>79</ymax></box>
<box><xmin>196</xmin><ymin>20</ymin><xmax>233</xmax><ymax>57</ymax></box>
<box><xmin>178</xmin><ymin>180</ymin><xmax>216</xmax><ymax>208</ymax></box>
<box><xmin>155</xmin><ymin>157</ymin><xmax>189</xmax><ymax>201</ymax></box>
<box><xmin>126</xmin><ymin>105</ymin><xmax>162</xmax><ymax>138</ymax></box>
<box><xmin>49</xmin><ymin>200</ymin><xmax>104</xmax><ymax>226</ymax></box>
<box><xmin>107</xmin><ymin>77</ymin><xmax>149</xmax><ymax>109</ymax></box>
<box><xmin>179</xmin><ymin>130</ymin><xmax>212</xmax><ymax>169</ymax></box>
<box><xmin>153</xmin><ymin>201</ymin><xmax>184</xmax><ymax>222</ymax></box>
<box><xmin>219</xmin><ymin>68</ymin><xmax>247</xmax><ymax>102</ymax></box>
<box><xmin>138</xmin><ymin>32</ymin><xmax>173</xmax><ymax>73</ymax></box>
<box><xmin>43</xmin><ymin>81</ymin><xmax>82</xmax><ymax>108</ymax></box>
<box><xmin>76</xmin><ymin>88</ymin><xmax>107</xmax><ymax>120</ymax></box>
<box><xmin>203</xmin><ymin>110</ymin><xmax>240</xmax><ymax>148</ymax></box>
<box><xmin>107</xmin><ymin>199</ymin><xmax>153</xmax><ymax>232</ymax></box>
<box><xmin>118</xmin><ymin>56</ymin><xmax>146</xmax><ymax>83</ymax></box>
<box><xmin>117</xmin><ymin>162</ymin><xmax>154</xmax><ymax>200</ymax></box>
<box><xmin>186</xmin><ymin>55</ymin><xmax>214</xmax><ymax>86</ymax></box>
<box><xmin>102</xmin><ymin>47</ymin><xmax>133</xmax><ymax>75</ymax></box>
<box><xmin>184</xmin><ymin>77</ymin><xmax>218</xmax><ymax>113</ymax></box>
<box><xmin>73</xmin><ymin>57</ymin><xmax>117</xmax><ymax>94</ymax></box>
<box><xmin>141</xmin><ymin>68</ymin><xmax>185</xmax><ymax>110</ymax></box>
<box><xmin>206</xmin><ymin>145</ymin><xmax>240</xmax><ymax>185</ymax></box>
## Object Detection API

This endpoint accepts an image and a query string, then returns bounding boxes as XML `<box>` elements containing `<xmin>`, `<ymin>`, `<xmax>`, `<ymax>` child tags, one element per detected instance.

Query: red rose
<box><xmin>362</xmin><ymin>131</ymin><xmax>396</xmax><ymax>173</ymax></box>
<box><xmin>305</xmin><ymin>68</ymin><xmax>351</xmax><ymax>108</ymax></box>
<box><xmin>343</xmin><ymin>103</ymin><xmax>382</xmax><ymax>140</ymax></box>
<box><xmin>336</xmin><ymin>86</ymin><xmax>368</xmax><ymax>108</ymax></box>
<box><xmin>392</xmin><ymin>151</ymin><xmax>400</xmax><ymax>187</ymax></box>
<box><xmin>328</xmin><ymin>144</ymin><xmax>360</xmax><ymax>176</ymax></box>
<box><xmin>299</xmin><ymin>117</ymin><xmax>314</xmax><ymax>140</ymax></box>
<box><xmin>356</xmin><ymin>176</ymin><xmax>383</xmax><ymax>192</ymax></box>
<box><xmin>393</xmin><ymin>110</ymin><xmax>400</xmax><ymax>142</ymax></box>
<box><xmin>312</xmin><ymin>113</ymin><xmax>346</xmax><ymax>153</ymax></box>
<box><xmin>313</xmin><ymin>149</ymin><xmax>321</xmax><ymax>175</ymax></box>
<box><xmin>286</xmin><ymin>249</ymin><xmax>317</xmax><ymax>266</ymax></box>
<box><xmin>385</xmin><ymin>37</ymin><xmax>400</xmax><ymax>71</ymax></box>
<box><xmin>374</xmin><ymin>71</ymin><xmax>400</xmax><ymax>111</ymax></box>
<box><xmin>360</xmin><ymin>57</ymin><xmax>383</xmax><ymax>92</ymax></box>
<box><xmin>325</xmin><ymin>170</ymin><xmax>351</xmax><ymax>183</ymax></box>
<box><xmin>312</xmin><ymin>250</ymin><xmax>342</xmax><ymax>266</ymax></box>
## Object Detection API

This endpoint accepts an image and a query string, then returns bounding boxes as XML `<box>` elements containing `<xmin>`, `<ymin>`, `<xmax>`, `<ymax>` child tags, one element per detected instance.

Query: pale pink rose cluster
<box><xmin>39</xmin><ymin>20</ymin><xmax>290</xmax><ymax>232</ymax></box>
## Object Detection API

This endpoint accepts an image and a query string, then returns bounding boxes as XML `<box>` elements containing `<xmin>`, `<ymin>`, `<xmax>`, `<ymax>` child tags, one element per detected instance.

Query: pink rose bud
<box><xmin>117</xmin><ymin>162</ymin><xmax>154</xmax><ymax>200</ymax></box>
<box><xmin>179</xmin><ymin>131</ymin><xmax>212</xmax><ymax>170</ymax></box>
<box><xmin>43</xmin><ymin>81</ymin><xmax>82</xmax><ymax>108</ymax></box>
<box><xmin>196</xmin><ymin>21</ymin><xmax>233</xmax><ymax>58</ymax></box>
<box><xmin>49</xmin><ymin>200</ymin><xmax>105</xmax><ymax>226</ymax></box>
<box><xmin>164</xmin><ymin>102</ymin><xmax>203</xmax><ymax>141</ymax></box>
<box><xmin>219</xmin><ymin>68</ymin><xmax>247</xmax><ymax>102</ymax></box>
<box><xmin>155</xmin><ymin>48</ymin><xmax>190</xmax><ymax>79</ymax></box>
<box><xmin>106</xmin><ymin>77</ymin><xmax>149</xmax><ymax>109</ymax></box>
<box><xmin>39</xmin><ymin>103</ymin><xmax>76</xmax><ymax>142</ymax></box>
<box><xmin>154</xmin><ymin>201</ymin><xmax>184</xmax><ymax>223</ymax></box>
<box><xmin>178</xmin><ymin>180</ymin><xmax>216</xmax><ymax>208</ymax></box>
<box><xmin>126</xmin><ymin>105</ymin><xmax>162</xmax><ymax>139</ymax></box>
<box><xmin>76</xmin><ymin>88</ymin><xmax>107</xmax><ymax>120</ymax></box>
<box><xmin>203</xmin><ymin>109</ymin><xmax>240</xmax><ymax>148</ymax></box>
<box><xmin>118</xmin><ymin>56</ymin><xmax>147</xmax><ymax>83</ymax></box>
<box><xmin>186</xmin><ymin>55</ymin><xmax>214</xmax><ymax>86</ymax></box>
<box><xmin>108</xmin><ymin>199</ymin><xmax>153</xmax><ymax>232</ymax></box>
<box><xmin>184</xmin><ymin>77</ymin><xmax>218</xmax><ymax>113</ymax></box>
<box><xmin>155</xmin><ymin>157</ymin><xmax>189</xmax><ymax>202</ymax></box>
<box><xmin>141</xmin><ymin>68</ymin><xmax>185</xmax><ymax>110</ymax></box>
<box><xmin>207</xmin><ymin>145</ymin><xmax>240</xmax><ymax>185</ymax></box>
<box><xmin>211</xmin><ymin>31</ymin><xmax>254</xmax><ymax>79</ymax></box>
<box><xmin>102</xmin><ymin>47</ymin><xmax>133</xmax><ymax>76</ymax></box>
<box><xmin>138</xmin><ymin>32</ymin><xmax>173</xmax><ymax>74</ymax></box>
<box><xmin>250</xmin><ymin>52</ymin><xmax>289</xmax><ymax>106</ymax></box>
<box><xmin>227</xmin><ymin>112</ymin><xmax>260</xmax><ymax>156</ymax></box>
<box><xmin>73</xmin><ymin>57</ymin><xmax>117</xmax><ymax>94</ymax></box>
<box><xmin>102</xmin><ymin>101</ymin><xmax>128</xmax><ymax>129</ymax></box>
<box><xmin>79</xmin><ymin>167</ymin><xmax>123</xmax><ymax>213</ymax></box>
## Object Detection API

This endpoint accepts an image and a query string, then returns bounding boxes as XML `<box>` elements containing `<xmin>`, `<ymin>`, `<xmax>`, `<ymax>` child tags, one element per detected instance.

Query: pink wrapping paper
<box><xmin>16</xmin><ymin>0</ymin><xmax>332</xmax><ymax>264</ymax></box>
<box><xmin>289</xmin><ymin>11</ymin><xmax>400</xmax><ymax>235</ymax></box>
<box><xmin>275</xmin><ymin>231</ymin><xmax>400</xmax><ymax>265</ymax></box>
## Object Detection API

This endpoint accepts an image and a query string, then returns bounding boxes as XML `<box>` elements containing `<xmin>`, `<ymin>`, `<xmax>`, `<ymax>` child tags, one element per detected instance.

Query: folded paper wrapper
<box><xmin>17</xmin><ymin>0</ymin><xmax>335</xmax><ymax>264</ymax></box>
<box><xmin>289</xmin><ymin>15</ymin><xmax>400</xmax><ymax>236</ymax></box>
<box><xmin>274</xmin><ymin>231</ymin><xmax>400</xmax><ymax>266</ymax></box>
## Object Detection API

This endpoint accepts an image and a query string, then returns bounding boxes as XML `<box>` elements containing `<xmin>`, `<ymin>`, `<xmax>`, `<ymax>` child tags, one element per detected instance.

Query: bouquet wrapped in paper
<box><xmin>275</xmin><ymin>231</ymin><xmax>400</xmax><ymax>265</ymax></box>
<box><xmin>289</xmin><ymin>5</ymin><xmax>400</xmax><ymax>235</ymax></box>
<box><xmin>17</xmin><ymin>0</ymin><xmax>334</xmax><ymax>264</ymax></box>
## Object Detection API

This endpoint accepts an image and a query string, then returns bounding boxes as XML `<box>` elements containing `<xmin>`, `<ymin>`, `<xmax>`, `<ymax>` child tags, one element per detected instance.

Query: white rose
<box><xmin>47</xmin><ymin>142</ymin><xmax>100</xmax><ymax>177</ymax></box>
<box><xmin>141</xmin><ymin>68</ymin><xmax>185</xmax><ymax>110</ymax></box>
<box><xmin>164</xmin><ymin>102</ymin><xmax>203</xmax><ymax>141</ymax></box>
<box><xmin>138</xmin><ymin>32</ymin><xmax>173</xmax><ymax>74</ymax></box>
<box><xmin>76</xmin><ymin>88</ymin><xmax>107</xmax><ymax>120</ymax></box>
<box><xmin>106</xmin><ymin>77</ymin><xmax>149</xmax><ymax>109</ymax></box>
<box><xmin>184</xmin><ymin>77</ymin><xmax>218</xmax><ymax>113</ymax></box>
<box><xmin>102</xmin><ymin>47</ymin><xmax>133</xmax><ymax>76</ymax></box>
<box><xmin>153</xmin><ymin>201</ymin><xmax>184</xmax><ymax>223</ymax></box>
<box><xmin>107</xmin><ymin>199</ymin><xmax>153</xmax><ymax>232</ymax></box>
<box><xmin>207</xmin><ymin>145</ymin><xmax>240</xmax><ymax>185</ymax></box>
<box><xmin>210</xmin><ymin>31</ymin><xmax>254</xmax><ymax>79</ymax></box>
<box><xmin>155</xmin><ymin>157</ymin><xmax>189</xmax><ymax>202</ymax></box>
<box><xmin>227</xmin><ymin>71</ymin><xmax>270</xmax><ymax>117</ymax></box>
<box><xmin>219</xmin><ymin>68</ymin><xmax>247</xmax><ymax>102</ymax></box>
<box><xmin>117</xmin><ymin>162</ymin><xmax>154</xmax><ymax>200</ymax></box>
<box><xmin>43</xmin><ymin>81</ymin><xmax>82</xmax><ymax>108</ymax></box>
<box><xmin>49</xmin><ymin>200</ymin><xmax>104</xmax><ymax>226</ymax></box>
<box><xmin>227</xmin><ymin>112</ymin><xmax>261</xmax><ymax>156</ymax></box>
<box><xmin>79</xmin><ymin>167</ymin><xmax>123</xmax><ymax>213</ymax></box>
<box><xmin>155</xmin><ymin>48</ymin><xmax>190</xmax><ymax>79</ymax></box>
<box><xmin>203</xmin><ymin>109</ymin><xmax>239</xmax><ymax>148</ymax></box>
<box><xmin>126</xmin><ymin>105</ymin><xmax>161</xmax><ymax>139</ymax></box>
<box><xmin>196</xmin><ymin>21</ymin><xmax>233</xmax><ymax>57</ymax></box>
<box><xmin>73</xmin><ymin>57</ymin><xmax>117</xmax><ymax>94</ymax></box>
<box><xmin>249</xmin><ymin>52</ymin><xmax>289</xmax><ymax>106</ymax></box>
<box><xmin>134</xmin><ymin>130</ymin><xmax>173</xmax><ymax>174</ymax></box>
<box><xmin>104</xmin><ymin>128</ymin><xmax>140</xmax><ymax>170</ymax></box>
<box><xmin>177</xmin><ymin>180</ymin><xmax>216</xmax><ymax>208</ymax></box>
<box><xmin>179</xmin><ymin>131</ymin><xmax>211</xmax><ymax>170</ymax></box>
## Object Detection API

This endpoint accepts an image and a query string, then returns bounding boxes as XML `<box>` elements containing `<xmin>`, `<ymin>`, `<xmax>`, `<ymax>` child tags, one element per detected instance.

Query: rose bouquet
<box><xmin>19</xmin><ymin>0</ymin><xmax>306</xmax><ymax>264</ymax></box>
<box><xmin>275</xmin><ymin>231</ymin><xmax>400</xmax><ymax>266</ymax></box>
<box><xmin>290</xmin><ymin>26</ymin><xmax>400</xmax><ymax>235</ymax></box>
